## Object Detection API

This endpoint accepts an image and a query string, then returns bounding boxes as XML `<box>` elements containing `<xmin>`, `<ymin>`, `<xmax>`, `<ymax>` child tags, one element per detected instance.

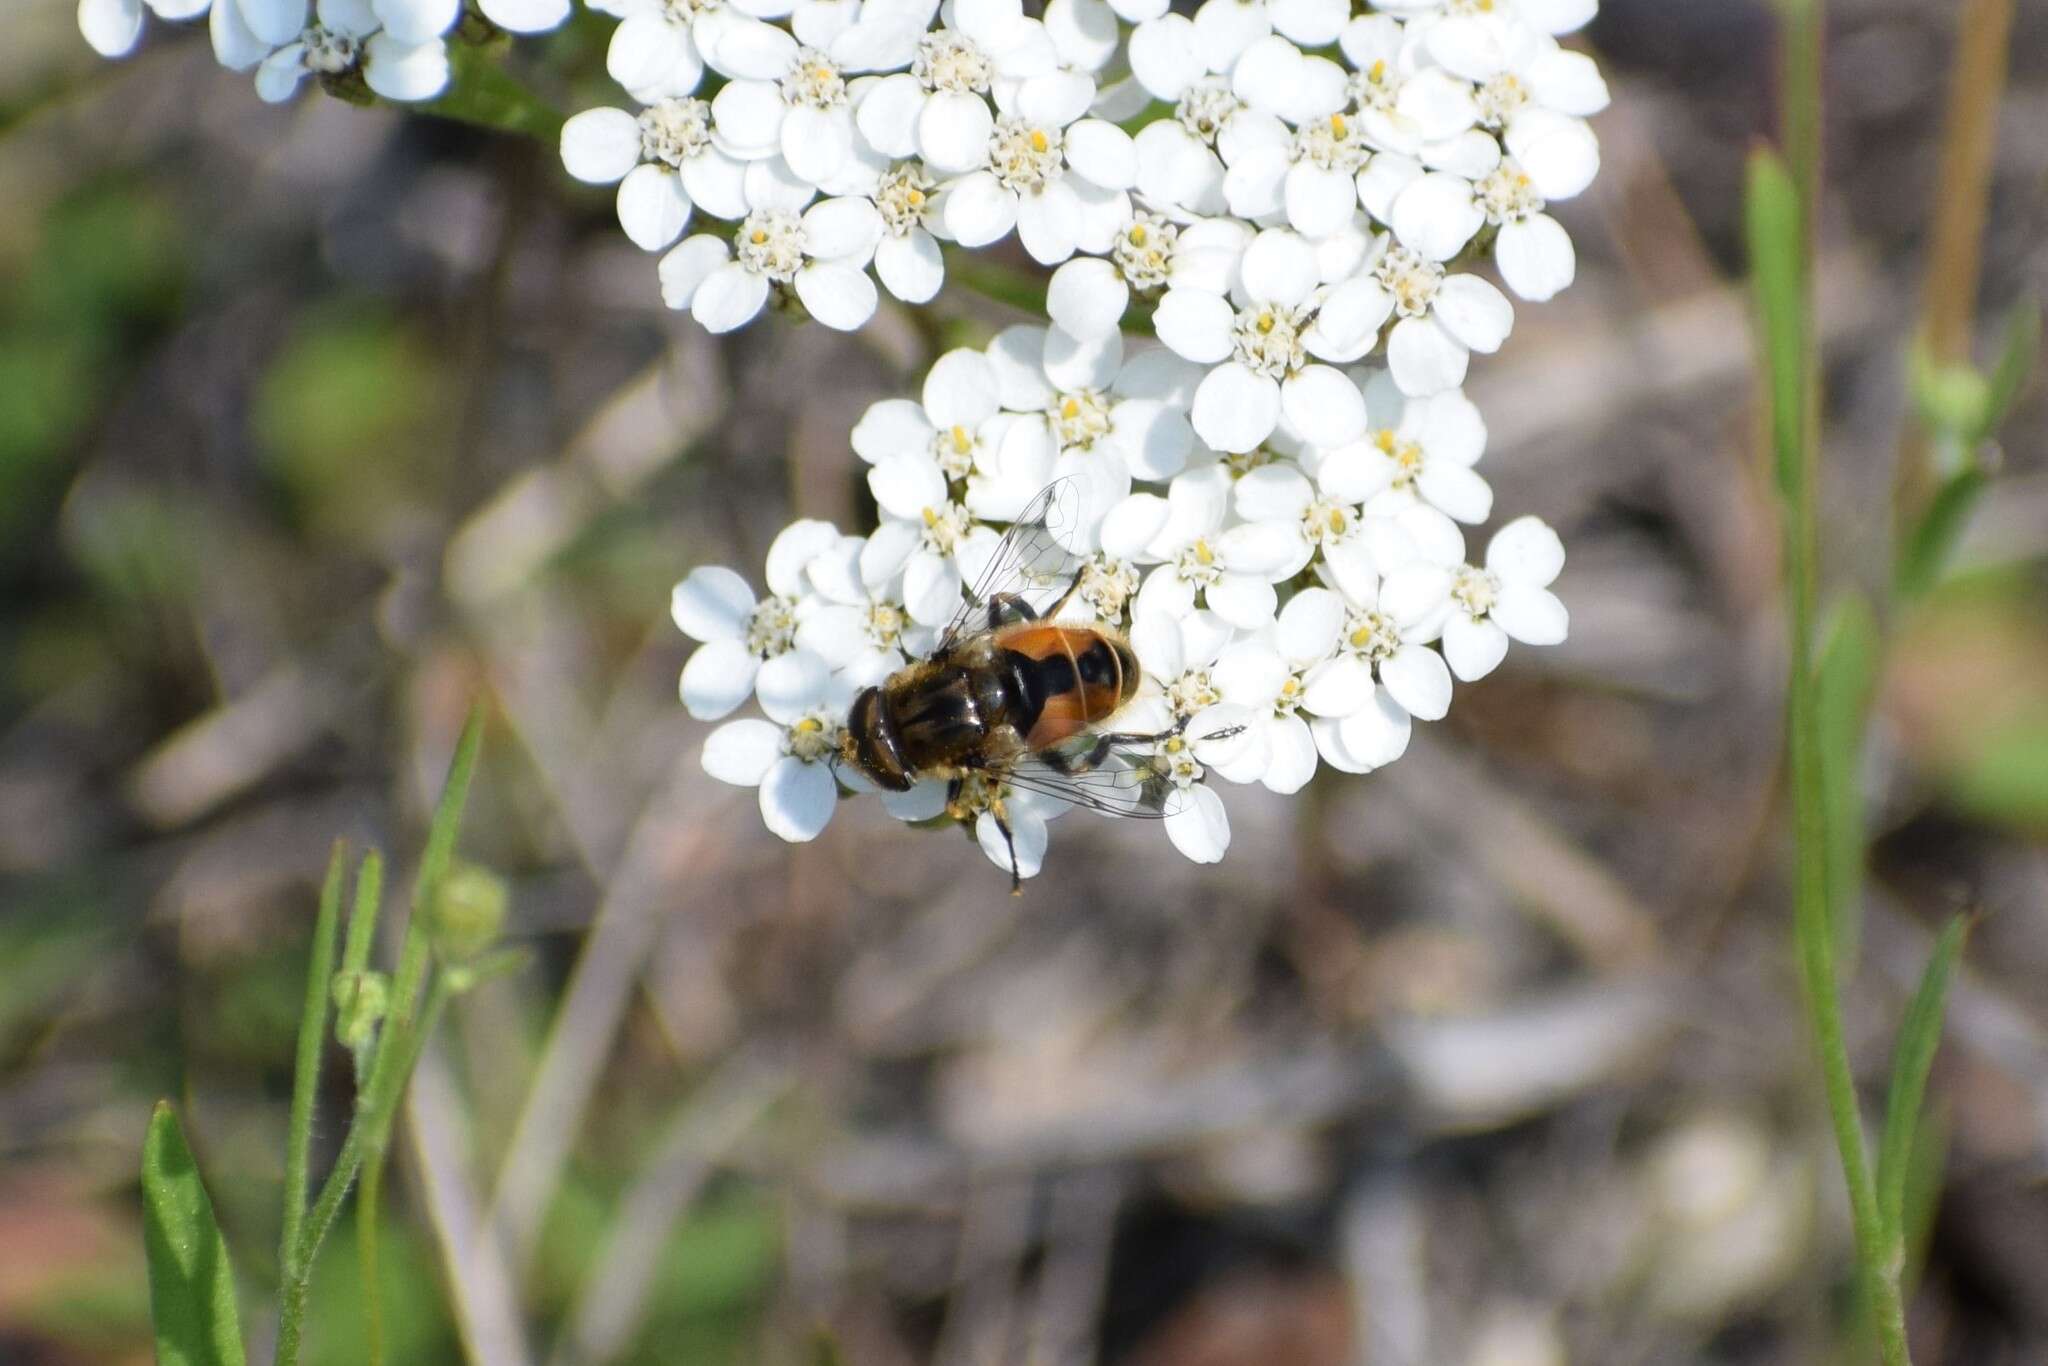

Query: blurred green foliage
<box><xmin>252</xmin><ymin>303</ymin><xmax>449</xmax><ymax>538</ymax></box>
<box><xmin>0</xmin><ymin>179</ymin><xmax>184</xmax><ymax>554</ymax></box>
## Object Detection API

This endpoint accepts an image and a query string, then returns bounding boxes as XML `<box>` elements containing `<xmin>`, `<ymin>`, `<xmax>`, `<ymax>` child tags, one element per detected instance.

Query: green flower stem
<box><xmin>272</xmin><ymin>705</ymin><xmax>487</xmax><ymax>1366</ymax></box>
<box><xmin>280</xmin><ymin>843</ymin><xmax>349</xmax><ymax>1299</ymax></box>
<box><xmin>1749</xmin><ymin>139</ymin><xmax>1910</xmax><ymax>1366</ymax></box>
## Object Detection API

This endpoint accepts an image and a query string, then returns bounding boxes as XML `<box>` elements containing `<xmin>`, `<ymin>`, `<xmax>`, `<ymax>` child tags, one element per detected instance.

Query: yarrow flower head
<box><xmin>83</xmin><ymin>0</ymin><xmax>1612</xmax><ymax>886</ymax></box>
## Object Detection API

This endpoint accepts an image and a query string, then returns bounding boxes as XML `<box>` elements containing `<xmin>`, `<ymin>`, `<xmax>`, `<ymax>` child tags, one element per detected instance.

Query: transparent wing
<box><xmin>1000</xmin><ymin>748</ymin><xmax>1188</xmax><ymax>822</ymax></box>
<box><xmin>938</xmin><ymin>480</ymin><xmax>1085</xmax><ymax>650</ymax></box>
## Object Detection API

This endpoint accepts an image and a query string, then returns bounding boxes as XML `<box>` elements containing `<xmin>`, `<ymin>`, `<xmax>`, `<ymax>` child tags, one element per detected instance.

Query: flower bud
<box><xmin>429</xmin><ymin>862</ymin><xmax>508</xmax><ymax>963</ymax></box>
<box><xmin>1912</xmin><ymin>353</ymin><xmax>1992</xmax><ymax>452</ymax></box>
<box><xmin>332</xmin><ymin>969</ymin><xmax>390</xmax><ymax>1052</ymax></box>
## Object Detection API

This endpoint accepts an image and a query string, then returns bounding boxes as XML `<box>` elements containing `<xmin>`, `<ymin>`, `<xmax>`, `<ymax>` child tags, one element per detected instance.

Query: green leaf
<box><xmin>1947</xmin><ymin>713</ymin><xmax>2048</xmax><ymax>828</ymax></box>
<box><xmin>142</xmin><ymin>1103</ymin><xmax>247</xmax><ymax>1366</ymax></box>
<box><xmin>1814</xmin><ymin>594</ymin><xmax>1878</xmax><ymax>966</ymax></box>
<box><xmin>1744</xmin><ymin>150</ymin><xmax>1806</xmax><ymax>501</ymax></box>
<box><xmin>422</xmin><ymin>42</ymin><xmax>565</xmax><ymax>139</ymax></box>
<box><xmin>1877</xmin><ymin>916</ymin><xmax>1969</xmax><ymax>1252</ymax></box>
<box><xmin>1894</xmin><ymin>467</ymin><xmax>1987</xmax><ymax>602</ymax></box>
<box><xmin>1976</xmin><ymin>296</ymin><xmax>2040</xmax><ymax>447</ymax></box>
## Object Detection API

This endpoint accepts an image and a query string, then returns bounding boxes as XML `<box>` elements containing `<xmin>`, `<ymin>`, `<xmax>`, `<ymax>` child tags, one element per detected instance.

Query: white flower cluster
<box><xmin>560</xmin><ymin>0</ymin><xmax>1607</xmax><ymax>341</ymax></box>
<box><xmin>78</xmin><ymin>0</ymin><xmax>571</xmax><ymax>103</ymax></box>
<box><xmin>674</xmin><ymin>325</ymin><xmax>1570</xmax><ymax>883</ymax></box>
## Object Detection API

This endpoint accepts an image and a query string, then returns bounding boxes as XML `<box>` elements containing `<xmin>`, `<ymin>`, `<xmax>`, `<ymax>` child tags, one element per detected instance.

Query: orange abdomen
<box><xmin>993</xmin><ymin>625</ymin><xmax>1137</xmax><ymax>752</ymax></box>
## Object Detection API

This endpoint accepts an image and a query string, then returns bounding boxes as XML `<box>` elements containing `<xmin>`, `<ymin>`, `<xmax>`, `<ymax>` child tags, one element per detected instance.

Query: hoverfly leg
<box><xmin>982</xmin><ymin>592</ymin><xmax>1037</xmax><ymax>631</ymax></box>
<box><xmin>992</xmin><ymin>805</ymin><xmax>1023</xmax><ymax>895</ymax></box>
<box><xmin>1039</xmin><ymin>564</ymin><xmax>1091</xmax><ymax>622</ymax></box>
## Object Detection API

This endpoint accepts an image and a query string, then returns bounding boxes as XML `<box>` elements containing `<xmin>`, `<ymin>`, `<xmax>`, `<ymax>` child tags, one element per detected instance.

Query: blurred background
<box><xmin>2</xmin><ymin>0</ymin><xmax>2046</xmax><ymax>1361</ymax></box>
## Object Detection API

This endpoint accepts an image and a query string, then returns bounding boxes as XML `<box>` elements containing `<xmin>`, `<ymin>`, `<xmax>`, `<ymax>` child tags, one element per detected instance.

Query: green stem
<box><xmin>274</xmin><ymin>1126</ymin><xmax>363</xmax><ymax>1366</ymax></box>
<box><xmin>276</xmin><ymin>842</ymin><xmax>349</xmax><ymax>1361</ymax></box>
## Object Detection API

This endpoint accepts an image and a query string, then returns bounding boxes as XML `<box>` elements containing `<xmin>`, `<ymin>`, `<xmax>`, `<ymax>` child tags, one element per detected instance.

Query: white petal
<box><xmin>79</xmin><ymin>0</ymin><xmax>144</xmax><ymax>58</ymax></box>
<box><xmin>1390</xmin><ymin>171</ymin><xmax>1484</xmax><ymax>262</ymax></box>
<box><xmin>255</xmin><ymin>46</ymin><xmax>310</xmax><ymax>102</ymax></box>
<box><xmin>1196</xmin><ymin>0</ymin><xmax>1272</xmax><ymax>74</ymax></box>
<box><xmin>1239</xmin><ymin>228</ymin><xmax>1317</xmax><ymax>309</ymax></box>
<box><xmin>801</xmin><ymin>196</ymin><xmax>884</xmax><ymax>261</ymax></box>
<box><xmin>765</xmin><ymin>517</ymin><xmax>843</xmax><ymax>595</ymax></box>
<box><xmin>1213</xmin><ymin>641</ymin><xmax>1288</xmax><ymax>707</ymax></box>
<box><xmin>1299</xmin><ymin>653</ymin><xmax>1371</xmax><ymax>716</ymax></box>
<box><xmin>671</xmin><ymin>564</ymin><xmax>757</xmax><ymax>641</ymax></box>
<box><xmin>756</xmin><ymin>649</ymin><xmax>830</xmax><ymax>723</ymax></box>
<box><xmin>875</xmin><ymin>229</ymin><xmax>944</xmax><ymax>303</ymax></box>
<box><xmin>681</xmin><ymin>639</ymin><xmax>764</xmax><ymax>719</ymax></box>
<box><xmin>1496</xmin><ymin>213</ymin><xmax>1576</xmax><ymax>302</ymax></box>
<box><xmin>679</xmin><ymin>150</ymin><xmax>750</xmax><ymax>219</ymax></box>
<box><xmin>1530</xmin><ymin>49</ymin><xmax>1610</xmax><ymax>117</ymax></box>
<box><xmin>1433</xmin><ymin>274</ymin><xmax>1514</xmax><ymax>354</ymax></box>
<box><xmin>1204</xmin><ymin>574</ymin><xmax>1277</xmax><ymax>629</ymax></box>
<box><xmin>1042</xmin><ymin>324</ymin><xmax>1122</xmax><ymax>392</ymax></box>
<box><xmin>1152</xmin><ymin>288</ymin><xmax>1235</xmax><ymax>364</ymax></box>
<box><xmin>375</xmin><ymin>0</ymin><xmax>458</xmax><ymax>44</ymax></box>
<box><xmin>942</xmin><ymin>171</ymin><xmax>1017</xmax><ymax>247</ymax></box>
<box><xmin>1310</xmin><ymin>279</ymin><xmax>1393</xmax><ymax>356</ymax></box>
<box><xmin>1336</xmin><ymin>687</ymin><xmax>1411</xmax><ymax>768</ymax></box>
<box><xmin>1443</xmin><ymin>613</ymin><xmax>1509</xmax><ymax>681</ymax></box>
<box><xmin>364</xmin><ymin>35</ymin><xmax>450</xmax><ymax>101</ymax></box>
<box><xmin>903</xmin><ymin>551</ymin><xmax>963</xmax><ymax>625</ymax></box>
<box><xmin>1280</xmin><ymin>365</ymin><xmax>1368</xmax><ymax>449</ymax></box>
<box><xmin>1284</xmin><ymin>162</ymin><xmax>1358</xmax><ymax>241</ymax></box>
<box><xmin>1380</xmin><ymin>562</ymin><xmax>1453</xmax><ymax>626</ymax></box>
<box><xmin>711</xmin><ymin>80</ymin><xmax>787</xmax><ymax>159</ymax></box>
<box><xmin>1402</xmin><ymin>456</ymin><xmax>1489</xmax><ymax>526</ymax></box>
<box><xmin>918</xmin><ymin>89</ymin><xmax>995</xmax><ymax>173</ymax></box>
<box><xmin>1165</xmin><ymin>783</ymin><xmax>1230</xmax><ymax>862</ymax></box>
<box><xmin>855</xmin><ymin>72</ymin><xmax>924</xmax><ymax>156</ymax></box>
<box><xmin>1269</xmin><ymin>0</ymin><xmax>1344</xmax><ymax>46</ymax></box>
<box><xmin>985</xmin><ymin>325</ymin><xmax>1055</xmax><ymax>409</ymax></box>
<box><xmin>609</xmin><ymin>14</ymin><xmax>702</xmax><ymax>103</ymax></box>
<box><xmin>1016</xmin><ymin>180</ymin><xmax>1082</xmax><ymax>265</ymax></box>
<box><xmin>1130</xmin><ymin>608</ymin><xmax>1186</xmax><ymax>678</ymax></box>
<box><xmin>1492</xmin><ymin>585</ymin><xmax>1568</xmax><ymax>645</ymax></box>
<box><xmin>238</xmin><ymin>0</ymin><xmax>306</xmax><ymax>46</ymax></box>
<box><xmin>702</xmin><ymin>717</ymin><xmax>783</xmax><ymax>785</ymax></box>
<box><xmin>1387</xmin><ymin>315</ymin><xmax>1468</xmax><ymax>396</ymax></box>
<box><xmin>1127</xmin><ymin>12</ymin><xmax>1204</xmax><ymax>100</ymax></box>
<box><xmin>1105</xmin><ymin>399</ymin><xmax>1192</xmax><ymax>481</ymax></box>
<box><xmin>691</xmin><ymin>262</ymin><xmax>771</xmax><ymax>332</ymax></box>
<box><xmin>1191</xmin><ymin>364</ymin><xmax>1280</xmax><ymax>454</ymax></box>
<box><xmin>707</xmin><ymin>13</ymin><xmax>799</xmax><ymax>78</ymax></box>
<box><xmin>561</xmin><ymin>107</ymin><xmax>642</xmax><ymax>185</ymax></box>
<box><xmin>1046</xmin><ymin>257</ymin><xmax>1129</xmax><ymax>340</ymax></box>
<box><xmin>794</xmin><ymin>604</ymin><xmax>867</xmax><ymax>665</ymax></box>
<box><xmin>1380</xmin><ymin>642</ymin><xmax>1451</xmax><ymax>720</ymax></box>
<box><xmin>211</xmin><ymin>0</ymin><xmax>269</xmax><ymax>71</ymax></box>
<box><xmin>1102</xmin><ymin>493</ymin><xmax>1172</xmax><ymax>561</ymax></box>
<box><xmin>1233</xmin><ymin>463</ymin><xmax>1311</xmax><ymax>523</ymax></box>
<box><xmin>868</xmin><ymin>455</ymin><xmax>947</xmax><ymax>520</ymax></box>
<box><xmin>1045</xmin><ymin>0</ymin><xmax>1118</xmax><ymax>71</ymax></box>
<box><xmin>1504</xmin><ymin>108</ymin><xmax>1600</xmax><ymax>201</ymax></box>
<box><xmin>1486</xmin><ymin>515</ymin><xmax>1566</xmax><ymax>587</ymax></box>
<box><xmin>1261</xmin><ymin>714</ymin><xmax>1319</xmax><ymax>794</ymax></box>
<box><xmin>1064</xmin><ymin>119</ymin><xmax>1138</xmax><ymax>191</ymax></box>
<box><xmin>851</xmin><ymin>399</ymin><xmax>933</xmax><ymax>465</ymax></box>
<box><xmin>616</xmin><ymin>164</ymin><xmax>693</xmax><ymax>251</ymax></box>
<box><xmin>781</xmin><ymin>105</ymin><xmax>856</xmax><ymax>189</ymax></box>
<box><xmin>1395</xmin><ymin>68</ymin><xmax>1477</xmax><ymax>143</ymax></box>
<box><xmin>761</xmin><ymin>755</ymin><xmax>837</xmax><ymax>841</ymax></box>
<box><xmin>477</xmin><ymin>0</ymin><xmax>568</xmax><ymax>30</ymax></box>
<box><xmin>975</xmin><ymin>807</ymin><xmax>1048</xmax><ymax>879</ymax></box>
<box><xmin>1278</xmin><ymin>586</ymin><xmax>1343</xmax><ymax>659</ymax></box>
<box><xmin>881</xmin><ymin>780</ymin><xmax>949</xmax><ymax>822</ymax></box>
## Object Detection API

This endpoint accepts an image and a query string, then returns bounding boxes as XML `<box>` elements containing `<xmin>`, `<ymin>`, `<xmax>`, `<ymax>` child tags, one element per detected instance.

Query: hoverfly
<box><xmin>839</xmin><ymin>481</ymin><xmax>1239</xmax><ymax>891</ymax></box>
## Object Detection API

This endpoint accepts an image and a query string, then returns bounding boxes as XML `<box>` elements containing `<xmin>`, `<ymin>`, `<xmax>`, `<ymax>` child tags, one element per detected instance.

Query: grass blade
<box><xmin>1745</xmin><ymin>151</ymin><xmax>1807</xmax><ymax>502</ymax></box>
<box><xmin>143</xmin><ymin>1102</ymin><xmax>248</xmax><ymax>1366</ymax></box>
<box><xmin>1877</xmin><ymin>916</ymin><xmax>1969</xmax><ymax>1249</ymax></box>
<box><xmin>280</xmin><ymin>843</ymin><xmax>349</xmax><ymax>1277</ymax></box>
